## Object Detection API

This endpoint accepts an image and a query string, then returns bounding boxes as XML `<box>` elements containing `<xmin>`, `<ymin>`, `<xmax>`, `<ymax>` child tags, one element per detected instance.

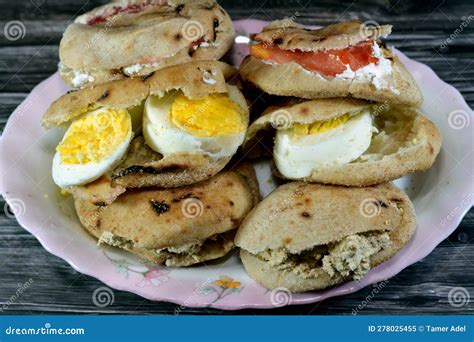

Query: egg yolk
<box><xmin>289</xmin><ymin>114</ymin><xmax>352</xmax><ymax>138</ymax></box>
<box><xmin>170</xmin><ymin>93</ymin><xmax>246</xmax><ymax>137</ymax></box>
<box><xmin>57</xmin><ymin>108</ymin><xmax>131</xmax><ymax>164</ymax></box>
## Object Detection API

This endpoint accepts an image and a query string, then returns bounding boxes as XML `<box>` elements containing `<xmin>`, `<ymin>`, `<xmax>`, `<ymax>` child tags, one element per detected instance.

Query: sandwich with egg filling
<box><xmin>243</xmin><ymin>98</ymin><xmax>441</xmax><ymax>186</ymax></box>
<box><xmin>240</xmin><ymin>20</ymin><xmax>422</xmax><ymax>106</ymax></box>
<box><xmin>42</xmin><ymin>61</ymin><xmax>249</xmax><ymax>190</ymax></box>
<box><xmin>59</xmin><ymin>0</ymin><xmax>235</xmax><ymax>88</ymax></box>
<box><xmin>235</xmin><ymin>182</ymin><xmax>416</xmax><ymax>292</ymax></box>
<box><xmin>72</xmin><ymin>163</ymin><xmax>261</xmax><ymax>266</ymax></box>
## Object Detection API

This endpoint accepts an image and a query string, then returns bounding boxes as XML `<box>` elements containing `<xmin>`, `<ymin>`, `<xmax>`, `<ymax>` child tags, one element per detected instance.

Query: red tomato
<box><xmin>250</xmin><ymin>40</ymin><xmax>379</xmax><ymax>77</ymax></box>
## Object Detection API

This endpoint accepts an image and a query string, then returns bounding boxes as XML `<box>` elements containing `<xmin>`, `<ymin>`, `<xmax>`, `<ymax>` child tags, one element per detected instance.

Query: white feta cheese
<box><xmin>71</xmin><ymin>70</ymin><xmax>95</xmax><ymax>88</ymax></box>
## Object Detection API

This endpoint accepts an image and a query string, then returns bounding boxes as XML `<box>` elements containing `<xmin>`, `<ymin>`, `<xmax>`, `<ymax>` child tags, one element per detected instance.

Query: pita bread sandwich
<box><xmin>42</xmin><ymin>61</ymin><xmax>250</xmax><ymax>190</ymax></box>
<box><xmin>72</xmin><ymin>163</ymin><xmax>261</xmax><ymax>266</ymax></box>
<box><xmin>235</xmin><ymin>182</ymin><xmax>416</xmax><ymax>292</ymax></box>
<box><xmin>240</xmin><ymin>20</ymin><xmax>422</xmax><ymax>106</ymax></box>
<box><xmin>243</xmin><ymin>98</ymin><xmax>441</xmax><ymax>186</ymax></box>
<box><xmin>59</xmin><ymin>0</ymin><xmax>235</xmax><ymax>88</ymax></box>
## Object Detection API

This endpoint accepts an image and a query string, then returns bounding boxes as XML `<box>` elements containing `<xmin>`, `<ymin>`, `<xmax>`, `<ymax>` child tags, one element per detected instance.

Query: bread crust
<box><xmin>110</xmin><ymin>136</ymin><xmax>231</xmax><ymax>188</ymax></box>
<box><xmin>73</xmin><ymin>164</ymin><xmax>260</xmax><ymax>266</ymax></box>
<box><xmin>42</xmin><ymin>61</ymin><xmax>236</xmax><ymax>128</ymax></box>
<box><xmin>236</xmin><ymin>182</ymin><xmax>417</xmax><ymax>291</ymax></box>
<box><xmin>253</xmin><ymin>20</ymin><xmax>392</xmax><ymax>52</ymax></box>
<box><xmin>59</xmin><ymin>0</ymin><xmax>235</xmax><ymax>87</ymax></box>
<box><xmin>243</xmin><ymin>99</ymin><xmax>441</xmax><ymax>186</ymax></box>
<box><xmin>240</xmin><ymin>52</ymin><xmax>422</xmax><ymax>107</ymax></box>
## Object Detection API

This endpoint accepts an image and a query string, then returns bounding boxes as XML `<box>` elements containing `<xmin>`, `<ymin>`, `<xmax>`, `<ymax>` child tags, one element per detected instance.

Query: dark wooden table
<box><xmin>0</xmin><ymin>0</ymin><xmax>472</xmax><ymax>315</ymax></box>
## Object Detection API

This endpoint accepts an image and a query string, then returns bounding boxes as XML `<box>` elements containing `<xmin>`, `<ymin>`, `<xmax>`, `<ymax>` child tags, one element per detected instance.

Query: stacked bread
<box><xmin>235</xmin><ymin>20</ymin><xmax>441</xmax><ymax>291</ymax></box>
<box><xmin>42</xmin><ymin>2</ymin><xmax>442</xmax><ymax>294</ymax></box>
<box><xmin>42</xmin><ymin>0</ymin><xmax>260</xmax><ymax>267</ymax></box>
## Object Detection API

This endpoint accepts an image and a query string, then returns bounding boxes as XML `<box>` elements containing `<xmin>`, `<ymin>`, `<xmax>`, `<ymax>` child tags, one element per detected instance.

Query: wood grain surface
<box><xmin>0</xmin><ymin>0</ymin><xmax>473</xmax><ymax>315</ymax></box>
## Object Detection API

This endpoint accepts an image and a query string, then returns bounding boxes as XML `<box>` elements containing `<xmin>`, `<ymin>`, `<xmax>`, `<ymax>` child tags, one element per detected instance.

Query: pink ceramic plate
<box><xmin>1</xmin><ymin>20</ymin><xmax>473</xmax><ymax>310</ymax></box>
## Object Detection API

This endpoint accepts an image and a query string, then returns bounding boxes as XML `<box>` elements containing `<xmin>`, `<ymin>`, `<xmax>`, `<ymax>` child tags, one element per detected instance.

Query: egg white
<box><xmin>52</xmin><ymin>108</ymin><xmax>133</xmax><ymax>188</ymax></box>
<box><xmin>274</xmin><ymin>111</ymin><xmax>374</xmax><ymax>179</ymax></box>
<box><xmin>143</xmin><ymin>85</ymin><xmax>247</xmax><ymax>159</ymax></box>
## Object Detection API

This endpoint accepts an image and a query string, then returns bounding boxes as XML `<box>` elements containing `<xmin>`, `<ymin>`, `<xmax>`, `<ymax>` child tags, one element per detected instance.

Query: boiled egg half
<box><xmin>274</xmin><ymin>111</ymin><xmax>374</xmax><ymax>178</ymax></box>
<box><xmin>143</xmin><ymin>85</ymin><xmax>247</xmax><ymax>159</ymax></box>
<box><xmin>52</xmin><ymin>107</ymin><xmax>133</xmax><ymax>187</ymax></box>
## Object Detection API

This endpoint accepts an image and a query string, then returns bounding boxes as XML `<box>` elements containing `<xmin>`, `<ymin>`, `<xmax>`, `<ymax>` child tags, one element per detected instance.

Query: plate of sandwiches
<box><xmin>1</xmin><ymin>0</ymin><xmax>472</xmax><ymax>309</ymax></box>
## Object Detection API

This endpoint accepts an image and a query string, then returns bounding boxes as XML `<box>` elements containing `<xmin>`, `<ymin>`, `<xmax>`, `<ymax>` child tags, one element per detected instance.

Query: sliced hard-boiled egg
<box><xmin>52</xmin><ymin>107</ymin><xmax>133</xmax><ymax>187</ymax></box>
<box><xmin>143</xmin><ymin>85</ymin><xmax>247</xmax><ymax>159</ymax></box>
<box><xmin>274</xmin><ymin>111</ymin><xmax>374</xmax><ymax>178</ymax></box>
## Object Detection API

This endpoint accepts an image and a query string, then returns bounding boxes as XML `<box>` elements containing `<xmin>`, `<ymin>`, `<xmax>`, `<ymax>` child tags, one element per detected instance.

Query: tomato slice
<box><xmin>250</xmin><ymin>40</ymin><xmax>379</xmax><ymax>77</ymax></box>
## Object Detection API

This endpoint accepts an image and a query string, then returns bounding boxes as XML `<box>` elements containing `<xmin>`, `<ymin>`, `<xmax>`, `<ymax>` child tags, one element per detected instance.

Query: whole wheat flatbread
<box><xmin>73</xmin><ymin>163</ymin><xmax>261</xmax><ymax>266</ymax></box>
<box><xmin>252</xmin><ymin>20</ymin><xmax>392</xmax><ymax>52</ymax></box>
<box><xmin>42</xmin><ymin>60</ymin><xmax>236</xmax><ymax>128</ymax></box>
<box><xmin>236</xmin><ymin>182</ymin><xmax>416</xmax><ymax>291</ymax></box>
<box><xmin>110</xmin><ymin>136</ymin><xmax>231</xmax><ymax>188</ymax></box>
<box><xmin>59</xmin><ymin>0</ymin><xmax>235</xmax><ymax>87</ymax></box>
<box><xmin>243</xmin><ymin>98</ymin><xmax>441</xmax><ymax>186</ymax></box>
<box><xmin>240</xmin><ymin>20</ymin><xmax>422</xmax><ymax>106</ymax></box>
<box><xmin>43</xmin><ymin>61</ymin><xmax>248</xmax><ymax>188</ymax></box>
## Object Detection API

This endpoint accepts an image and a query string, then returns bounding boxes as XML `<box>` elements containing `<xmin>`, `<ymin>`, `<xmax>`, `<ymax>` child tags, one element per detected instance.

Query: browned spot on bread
<box><xmin>300</xmin><ymin>107</ymin><xmax>309</xmax><ymax>115</ymax></box>
<box><xmin>172</xmin><ymin>192</ymin><xmax>195</xmax><ymax>203</ymax></box>
<box><xmin>429</xmin><ymin>144</ymin><xmax>434</xmax><ymax>155</ymax></box>
<box><xmin>304</xmin><ymin>197</ymin><xmax>312</xmax><ymax>205</ymax></box>
<box><xmin>142</xmin><ymin>72</ymin><xmax>154</xmax><ymax>81</ymax></box>
<box><xmin>174</xmin><ymin>33</ymin><xmax>182</xmax><ymax>41</ymax></box>
<box><xmin>229</xmin><ymin>200</ymin><xmax>234</xmax><ymax>206</ymax></box>
<box><xmin>301</xmin><ymin>211</ymin><xmax>311</xmax><ymax>218</ymax></box>
<box><xmin>273</xmin><ymin>38</ymin><xmax>283</xmax><ymax>45</ymax></box>
<box><xmin>283</xmin><ymin>237</ymin><xmax>292</xmax><ymax>245</ymax></box>
<box><xmin>97</xmin><ymin>90</ymin><xmax>109</xmax><ymax>101</ymax></box>
<box><xmin>150</xmin><ymin>200</ymin><xmax>170</xmax><ymax>215</ymax></box>
<box><xmin>113</xmin><ymin>164</ymin><xmax>187</xmax><ymax>179</ymax></box>
<box><xmin>94</xmin><ymin>201</ymin><xmax>107</xmax><ymax>207</ymax></box>
<box><xmin>96</xmin><ymin>218</ymin><xmax>101</xmax><ymax>229</ymax></box>
<box><xmin>213</xmin><ymin>18</ymin><xmax>219</xmax><ymax>28</ymax></box>
<box><xmin>377</xmin><ymin>200</ymin><xmax>388</xmax><ymax>208</ymax></box>
<box><xmin>175</xmin><ymin>4</ymin><xmax>184</xmax><ymax>13</ymax></box>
